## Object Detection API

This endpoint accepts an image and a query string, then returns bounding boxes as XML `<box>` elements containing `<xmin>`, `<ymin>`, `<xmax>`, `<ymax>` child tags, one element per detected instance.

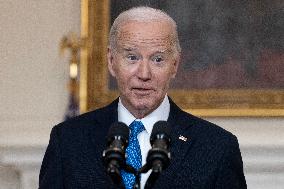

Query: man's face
<box><xmin>108</xmin><ymin>20</ymin><xmax>180</xmax><ymax>118</ymax></box>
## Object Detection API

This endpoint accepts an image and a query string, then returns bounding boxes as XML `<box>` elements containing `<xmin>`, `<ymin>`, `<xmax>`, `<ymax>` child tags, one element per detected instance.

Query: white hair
<box><xmin>109</xmin><ymin>6</ymin><xmax>181</xmax><ymax>55</ymax></box>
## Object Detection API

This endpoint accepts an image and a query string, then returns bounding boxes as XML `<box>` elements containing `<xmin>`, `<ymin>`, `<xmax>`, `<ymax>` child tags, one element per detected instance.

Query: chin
<box><xmin>132</xmin><ymin>101</ymin><xmax>150</xmax><ymax>110</ymax></box>
<box><xmin>133</xmin><ymin>99</ymin><xmax>158</xmax><ymax>111</ymax></box>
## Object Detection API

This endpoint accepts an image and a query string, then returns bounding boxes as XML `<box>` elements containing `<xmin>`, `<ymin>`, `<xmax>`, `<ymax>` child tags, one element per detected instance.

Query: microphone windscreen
<box><xmin>151</xmin><ymin>121</ymin><xmax>171</xmax><ymax>140</ymax></box>
<box><xmin>108</xmin><ymin>122</ymin><xmax>129</xmax><ymax>140</ymax></box>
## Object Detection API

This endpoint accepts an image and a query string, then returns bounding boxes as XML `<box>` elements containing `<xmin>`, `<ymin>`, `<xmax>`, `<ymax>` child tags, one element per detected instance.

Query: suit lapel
<box><xmin>89</xmin><ymin>99</ymin><xmax>119</xmax><ymax>153</ymax></box>
<box><xmin>87</xmin><ymin>99</ymin><xmax>119</xmax><ymax>188</ymax></box>
<box><xmin>153</xmin><ymin>98</ymin><xmax>196</xmax><ymax>188</ymax></box>
<box><xmin>168</xmin><ymin>98</ymin><xmax>194</xmax><ymax>162</ymax></box>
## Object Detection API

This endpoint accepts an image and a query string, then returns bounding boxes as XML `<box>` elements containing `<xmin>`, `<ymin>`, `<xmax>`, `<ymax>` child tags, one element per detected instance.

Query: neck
<box><xmin>131</xmin><ymin>109</ymin><xmax>151</xmax><ymax>119</ymax></box>
<box><xmin>121</xmin><ymin>99</ymin><xmax>164</xmax><ymax>119</ymax></box>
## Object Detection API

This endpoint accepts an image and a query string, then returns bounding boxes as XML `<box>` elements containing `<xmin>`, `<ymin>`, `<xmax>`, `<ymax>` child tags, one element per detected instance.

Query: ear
<box><xmin>171</xmin><ymin>53</ymin><xmax>181</xmax><ymax>79</ymax></box>
<box><xmin>107</xmin><ymin>47</ymin><xmax>116</xmax><ymax>77</ymax></box>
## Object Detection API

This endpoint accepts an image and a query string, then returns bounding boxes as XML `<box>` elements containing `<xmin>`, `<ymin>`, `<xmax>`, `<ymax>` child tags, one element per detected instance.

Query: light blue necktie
<box><xmin>121</xmin><ymin>120</ymin><xmax>145</xmax><ymax>189</ymax></box>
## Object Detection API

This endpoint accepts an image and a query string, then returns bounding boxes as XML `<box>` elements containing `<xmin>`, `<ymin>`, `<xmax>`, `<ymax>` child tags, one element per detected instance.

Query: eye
<box><xmin>152</xmin><ymin>55</ymin><xmax>164</xmax><ymax>63</ymax></box>
<box><xmin>127</xmin><ymin>54</ymin><xmax>139</xmax><ymax>61</ymax></box>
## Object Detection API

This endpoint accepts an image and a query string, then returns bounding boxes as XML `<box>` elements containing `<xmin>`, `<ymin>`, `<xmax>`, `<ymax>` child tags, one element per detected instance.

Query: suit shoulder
<box><xmin>169</xmin><ymin>99</ymin><xmax>237</xmax><ymax>143</ymax></box>
<box><xmin>53</xmin><ymin>100</ymin><xmax>118</xmax><ymax>134</ymax></box>
<box><xmin>180</xmin><ymin>110</ymin><xmax>237</xmax><ymax>145</ymax></box>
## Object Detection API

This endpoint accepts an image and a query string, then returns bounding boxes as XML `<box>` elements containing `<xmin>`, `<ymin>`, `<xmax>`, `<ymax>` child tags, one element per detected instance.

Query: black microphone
<box><xmin>102</xmin><ymin>122</ymin><xmax>129</xmax><ymax>185</ymax></box>
<box><xmin>147</xmin><ymin>121</ymin><xmax>171</xmax><ymax>173</ymax></box>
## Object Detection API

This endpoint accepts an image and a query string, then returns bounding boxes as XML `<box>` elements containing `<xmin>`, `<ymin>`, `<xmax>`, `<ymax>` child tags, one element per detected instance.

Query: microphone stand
<box><xmin>139</xmin><ymin>163</ymin><xmax>161</xmax><ymax>189</ymax></box>
<box><xmin>109</xmin><ymin>161</ymin><xmax>163</xmax><ymax>189</ymax></box>
<box><xmin>125</xmin><ymin>164</ymin><xmax>141</xmax><ymax>189</ymax></box>
<box><xmin>133</xmin><ymin>171</ymin><xmax>141</xmax><ymax>189</ymax></box>
<box><xmin>106</xmin><ymin>161</ymin><xmax>137</xmax><ymax>189</ymax></box>
<box><xmin>119</xmin><ymin>163</ymin><xmax>147</xmax><ymax>189</ymax></box>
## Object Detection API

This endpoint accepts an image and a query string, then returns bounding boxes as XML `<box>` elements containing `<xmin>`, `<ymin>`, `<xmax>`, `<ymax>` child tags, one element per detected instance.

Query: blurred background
<box><xmin>0</xmin><ymin>1</ymin><xmax>283</xmax><ymax>189</ymax></box>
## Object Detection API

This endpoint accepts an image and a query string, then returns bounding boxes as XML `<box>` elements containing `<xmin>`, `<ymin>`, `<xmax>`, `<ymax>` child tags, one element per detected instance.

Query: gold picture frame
<box><xmin>79</xmin><ymin>0</ymin><xmax>284</xmax><ymax>117</ymax></box>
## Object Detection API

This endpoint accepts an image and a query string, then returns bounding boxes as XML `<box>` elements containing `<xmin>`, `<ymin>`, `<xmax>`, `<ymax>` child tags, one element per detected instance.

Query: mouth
<box><xmin>132</xmin><ymin>87</ymin><xmax>154</xmax><ymax>96</ymax></box>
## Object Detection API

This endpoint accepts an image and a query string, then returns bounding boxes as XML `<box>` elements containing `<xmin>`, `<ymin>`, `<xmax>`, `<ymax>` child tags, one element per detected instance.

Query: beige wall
<box><xmin>1</xmin><ymin>1</ymin><xmax>80</xmax><ymax>188</ymax></box>
<box><xmin>0</xmin><ymin>1</ymin><xmax>284</xmax><ymax>189</ymax></box>
<box><xmin>1</xmin><ymin>0</ymin><xmax>80</xmax><ymax>145</ymax></box>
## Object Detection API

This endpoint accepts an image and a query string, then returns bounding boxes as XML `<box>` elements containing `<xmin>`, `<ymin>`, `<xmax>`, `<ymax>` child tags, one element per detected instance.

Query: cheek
<box><xmin>115</xmin><ymin>70</ymin><xmax>133</xmax><ymax>90</ymax></box>
<box><xmin>155</xmin><ymin>71</ymin><xmax>173</xmax><ymax>88</ymax></box>
<box><xmin>116</xmin><ymin>74</ymin><xmax>127</xmax><ymax>88</ymax></box>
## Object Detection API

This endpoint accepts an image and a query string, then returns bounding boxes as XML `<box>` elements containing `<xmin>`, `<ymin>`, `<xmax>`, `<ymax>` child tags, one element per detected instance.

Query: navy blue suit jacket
<box><xmin>39</xmin><ymin>98</ymin><xmax>246</xmax><ymax>188</ymax></box>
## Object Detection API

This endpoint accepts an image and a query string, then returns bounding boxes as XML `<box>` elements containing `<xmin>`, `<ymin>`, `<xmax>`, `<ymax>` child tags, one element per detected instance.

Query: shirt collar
<box><xmin>118</xmin><ymin>95</ymin><xmax>170</xmax><ymax>134</ymax></box>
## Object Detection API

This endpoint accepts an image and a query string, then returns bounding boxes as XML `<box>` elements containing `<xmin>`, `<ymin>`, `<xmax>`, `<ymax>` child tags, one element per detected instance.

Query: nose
<box><xmin>137</xmin><ymin>60</ymin><xmax>152</xmax><ymax>81</ymax></box>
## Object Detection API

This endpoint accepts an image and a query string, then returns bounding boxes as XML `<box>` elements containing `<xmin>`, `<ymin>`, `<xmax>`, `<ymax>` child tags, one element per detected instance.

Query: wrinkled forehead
<box><xmin>116</xmin><ymin>21</ymin><xmax>175</xmax><ymax>51</ymax></box>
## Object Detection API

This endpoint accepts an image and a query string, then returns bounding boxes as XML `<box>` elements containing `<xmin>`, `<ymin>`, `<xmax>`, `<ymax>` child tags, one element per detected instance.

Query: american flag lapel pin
<box><xmin>178</xmin><ymin>135</ymin><xmax>188</xmax><ymax>142</ymax></box>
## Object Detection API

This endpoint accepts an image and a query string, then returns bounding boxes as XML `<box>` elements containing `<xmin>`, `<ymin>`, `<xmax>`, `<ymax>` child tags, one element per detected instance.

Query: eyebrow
<box><xmin>120</xmin><ymin>47</ymin><xmax>173</xmax><ymax>54</ymax></box>
<box><xmin>121</xmin><ymin>47</ymin><xmax>137</xmax><ymax>51</ymax></box>
<box><xmin>154</xmin><ymin>49</ymin><xmax>173</xmax><ymax>54</ymax></box>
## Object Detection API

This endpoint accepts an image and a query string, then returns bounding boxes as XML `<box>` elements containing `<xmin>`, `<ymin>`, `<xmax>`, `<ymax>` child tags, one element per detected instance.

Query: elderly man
<box><xmin>39</xmin><ymin>6</ymin><xmax>246</xmax><ymax>189</ymax></box>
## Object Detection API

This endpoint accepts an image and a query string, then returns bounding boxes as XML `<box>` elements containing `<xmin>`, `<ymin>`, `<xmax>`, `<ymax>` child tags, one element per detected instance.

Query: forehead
<box><xmin>116</xmin><ymin>21</ymin><xmax>174</xmax><ymax>50</ymax></box>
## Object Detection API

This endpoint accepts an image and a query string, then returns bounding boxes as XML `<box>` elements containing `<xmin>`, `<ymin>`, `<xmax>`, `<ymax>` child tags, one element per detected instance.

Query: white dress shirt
<box><xmin>118</xmin><ymin>95</ymin><xmax>170</xmax><ymax>189</ymax></box>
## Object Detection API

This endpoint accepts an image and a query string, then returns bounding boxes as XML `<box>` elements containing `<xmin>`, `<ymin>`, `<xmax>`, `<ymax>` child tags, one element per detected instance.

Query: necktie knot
<box><xmin>129</xmin><ymin>120</ymin><xmax>145</xmax><ymax>136</ymax></box>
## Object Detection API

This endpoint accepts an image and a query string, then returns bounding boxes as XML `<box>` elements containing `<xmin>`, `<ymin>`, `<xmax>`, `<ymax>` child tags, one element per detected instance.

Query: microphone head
<box><xmin>104</xmin><ymin>122</ymin><xmax>129</xmax><ymax>182</ymax></box>
<box><xmin>150</xmin><ymin>121</ymin><xmax>171</xmax><ymax>145</ymax></box>
<box><xmin>107</xmin><ymin>122</ymin><xmax>129</xmax><ymax>144</ymax></box>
